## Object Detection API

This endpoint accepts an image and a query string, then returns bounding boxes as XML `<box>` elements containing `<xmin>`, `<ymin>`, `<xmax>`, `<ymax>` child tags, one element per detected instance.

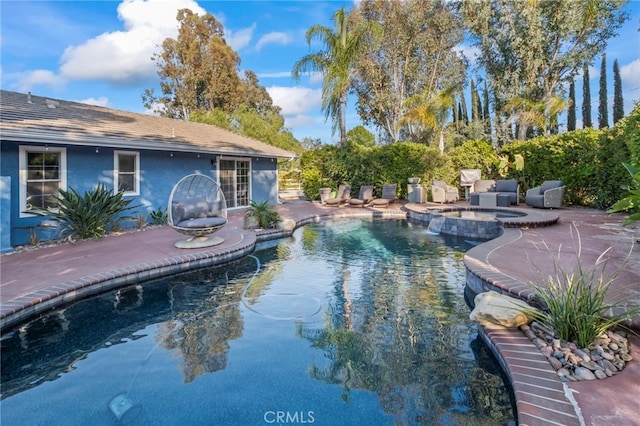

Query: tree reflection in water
<box><xmin>1</xmin><ymin>219</ymin><xmax>515</xmax><ymax>425</ymax></box>
<box><xmin>296</xmin><ymin>219</ymin><xmax>515</xmax><ymax>424</ymax></box>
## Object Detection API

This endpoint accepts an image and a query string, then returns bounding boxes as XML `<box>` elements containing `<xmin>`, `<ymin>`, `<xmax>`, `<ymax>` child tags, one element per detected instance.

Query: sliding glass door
<box><xmin>219</xmin><ymin>158</ymin><xmax>250</xmax><ymax>208</ymax></box>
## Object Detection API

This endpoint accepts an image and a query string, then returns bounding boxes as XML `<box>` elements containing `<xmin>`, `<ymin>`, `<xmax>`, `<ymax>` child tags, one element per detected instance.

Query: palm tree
<box><xmin>505</xmin><ymin>95</ymin><xmax>568</xmax><ymax>139</ymax></box>
<box><xmin>401</xmin><ymin>86</ymin><xmax>457</xmax><ymax>153</ymax></box>
<box><xmin>292</xmin><ymin>8</ymin><xmax>371</xmax><ymax>144</ymax></box>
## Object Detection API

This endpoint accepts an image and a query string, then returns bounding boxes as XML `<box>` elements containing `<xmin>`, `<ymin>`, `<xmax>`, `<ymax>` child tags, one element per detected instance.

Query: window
<box><xmin>19</xmin><ymin>146</ymin><xmax>67</xmax><ymax>216</ymax></box>
<box><xmin>219</xmin><ymin>158</ymin><xmax>250</xmax><ymax>208</ymax></box>
<box><xmin>114</xmin><ymin>151</ymin><xmax>139</xmax><ymax>195</ymax></box>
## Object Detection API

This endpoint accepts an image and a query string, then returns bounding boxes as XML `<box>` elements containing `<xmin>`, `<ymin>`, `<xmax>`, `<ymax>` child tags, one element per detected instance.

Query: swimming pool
<box><xmin>1</xmin><ymin>219</ymin><xmax>516</xmax><ymax>425</ymax></box>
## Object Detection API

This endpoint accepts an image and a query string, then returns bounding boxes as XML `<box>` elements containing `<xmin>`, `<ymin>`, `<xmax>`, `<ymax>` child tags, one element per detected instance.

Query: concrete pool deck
<box><xmin>1</xmin><ymin>199</ymin><xmax>639</xmax><ymax>425</ymax></box>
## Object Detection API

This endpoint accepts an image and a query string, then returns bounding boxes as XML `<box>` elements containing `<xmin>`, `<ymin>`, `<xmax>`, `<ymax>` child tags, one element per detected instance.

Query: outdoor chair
<box><xmin>348</xmin><ymin>185</ymin><xmax>374</xmax><ymax>207</ymax></box>
<box><xmin>469</xmin><ymin>179</ymin><xmax>496</xmax><ymax>206</ymax></box>
<box><xmin>494</xmin><ymin>179</ymin><xmax>519</xmax><ymax>205</ymax></box>
<box><xmin>370</xmin><ymin>184</ymin><xmax>398</xmax><ymax>208</ymax></box>
<box><xmin>473</xmin><ymin>179</ymin><xmax>496</xmax><ymax>193</ymax></box>
<box><xmin>324</xmin><ymin>184</ymin><xmax>351</xmax><ymax>207</ymax></box>
<box><xmin>525</xmin><ymin>180</ymin><xmax>565</xmax><ymax>208</ymax></box>
<box><xmin>431</xmin><ymin>180</ymin><xmax>459</xmax><ymax>204</ymax></box>
<box><xmin>168</xmin><ymin>174</ymin><xmax>228</xmax><ymax>248</ymax></box>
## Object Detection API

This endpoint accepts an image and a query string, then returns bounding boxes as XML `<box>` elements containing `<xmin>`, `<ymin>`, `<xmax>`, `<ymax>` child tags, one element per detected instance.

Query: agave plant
<box><xmin>244</xmin><ymin>200</ymin><xmax>280</xmax><ymax>229</ymax></box>
<box><xmin>29</xmin><ymin>184</ymin><xmax>138</xmax><ymax>240</ymax></box>
<box><xmin>149</xmin><ymin>207</ymin><xmax>168</xmax><ymax>225</ymax></box>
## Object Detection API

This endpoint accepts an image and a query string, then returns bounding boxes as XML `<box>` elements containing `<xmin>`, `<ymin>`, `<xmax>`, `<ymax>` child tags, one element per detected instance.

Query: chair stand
<box><xmin>174</xmin><ymin>235</ymin><xmax>224</xmax><ymax>249</ymax></box>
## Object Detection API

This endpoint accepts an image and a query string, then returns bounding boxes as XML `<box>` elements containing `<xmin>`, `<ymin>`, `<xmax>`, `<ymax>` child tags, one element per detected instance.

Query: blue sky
<box><xmin>1</xmin><ymin>0</ymin><xmax>639</xmax><ymax>144</ymax></box>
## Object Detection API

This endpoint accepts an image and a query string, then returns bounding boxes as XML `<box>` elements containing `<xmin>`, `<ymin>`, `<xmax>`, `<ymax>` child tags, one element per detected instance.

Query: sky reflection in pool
<box><xmin>1</xmin><ymin>219</ymin><xmax>516</xmax><ymax>425</ymax></box>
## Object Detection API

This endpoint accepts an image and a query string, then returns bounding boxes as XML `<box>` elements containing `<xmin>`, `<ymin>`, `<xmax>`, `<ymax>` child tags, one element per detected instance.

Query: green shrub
<box><xmin>300</xmin><ymin>142</ymin><xmax>448</xmax><ymax>200</ymax></box>
<box><xmin>448</xmin><ymin>140</ymin><xmax>498</xmax><ymax>178</ymax></box>
<box><xmin>607</xmin><ymin>163</ymin><xmax>640</xmax><ymax>225</ymax></box>
<box><xmin>502</xmin><ymin>129</ymin><xmax>603</xmax><ymax>205</ymax></box>
<box><xmin>29</xmin><ymin>184</ymin><xmax>138</xmax><ymax>240</ymax></box>
<box><xmin>244</xmin><ymin>200</ymin><xmax>280</xmax><ymax>229</ymax></box>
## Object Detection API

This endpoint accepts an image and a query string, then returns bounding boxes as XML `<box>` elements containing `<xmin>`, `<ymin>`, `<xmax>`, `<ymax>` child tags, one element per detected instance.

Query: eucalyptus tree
<box><xmin>143</xmin><ymin>9</ymin><xmax>243</xmax><ymax>120</ymax></box>
<box><xmin>463</xmin><ymin>0</ymin><xmax>628</xmax><ymax>141</ymax></box>
<box><xmin>351</xmin><ymin>0</ymin><xmax>466</xmax><ymax>143</ymax></box>
<box><xmin>292</xmin><ymin>7</ymin><xmax>372</xmax><ymax>144</ymax></box>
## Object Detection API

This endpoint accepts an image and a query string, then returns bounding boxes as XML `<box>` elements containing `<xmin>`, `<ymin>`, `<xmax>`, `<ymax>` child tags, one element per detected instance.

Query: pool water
<box><xmin>1</xmin><ymin>219</ymin><xmax>516</xmax><ymax>425</ymax></box>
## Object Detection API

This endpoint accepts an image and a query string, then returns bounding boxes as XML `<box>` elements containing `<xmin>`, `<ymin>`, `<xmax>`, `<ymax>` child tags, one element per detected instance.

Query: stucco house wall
<box><xmin>0</xmin><ymin>90</ymin><xmax>296</xmax><ymax>251</ymax></box>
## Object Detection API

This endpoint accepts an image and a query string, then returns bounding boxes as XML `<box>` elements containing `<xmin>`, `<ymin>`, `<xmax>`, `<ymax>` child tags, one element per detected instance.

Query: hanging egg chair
<box><xmin>168</xmin><ymin>174</ymin><xmax>228</xmax><ymax>248</ymax></box>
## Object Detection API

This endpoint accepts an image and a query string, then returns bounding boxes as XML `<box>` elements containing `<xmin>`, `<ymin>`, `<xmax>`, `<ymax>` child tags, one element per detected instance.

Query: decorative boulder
<box><xmin>278</xmin><ymin>218</ymin><xmax>296</xmax><ymax>232</ymax></box>
<box><xmin>470</xmin><ymin>291</ymin><xmax>535</xmax><ymax>328</ymax></box>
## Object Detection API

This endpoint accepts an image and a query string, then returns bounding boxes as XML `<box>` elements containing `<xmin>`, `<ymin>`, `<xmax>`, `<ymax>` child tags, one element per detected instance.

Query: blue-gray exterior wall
<box><xmin>0</xmin><ymin>141</ymin><xmax>279</xmax><ymax>249</ymax></box>
<box><xmin>251</xmin><ymin>157</ymin><xmax>279</xmax><ymax>204</ymax></box>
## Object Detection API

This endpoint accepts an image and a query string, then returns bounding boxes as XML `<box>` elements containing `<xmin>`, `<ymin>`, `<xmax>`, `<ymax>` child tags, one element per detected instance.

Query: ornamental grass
<box><xmin>529</xmin><ymin>226</ymin><xmax>639</xmax><ymax>348</ymax></box>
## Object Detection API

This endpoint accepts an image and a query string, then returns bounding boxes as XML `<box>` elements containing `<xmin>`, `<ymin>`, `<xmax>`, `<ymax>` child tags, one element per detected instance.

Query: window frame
<box><xmin>114</xmin><ymin>150</ymin><xmax>140</xmax><ymax>196</ymax></box>
<box><xmin>19</xmin><ymin>145</ymin><xmax>67</xmax><ymax>218</ymax></box>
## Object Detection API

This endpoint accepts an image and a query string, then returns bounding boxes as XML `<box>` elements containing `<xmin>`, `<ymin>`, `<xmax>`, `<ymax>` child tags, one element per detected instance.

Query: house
<box><xmin>0</xmin><ymin>90</ymin><xmax>297</xmax><ymax>252</ymax></box>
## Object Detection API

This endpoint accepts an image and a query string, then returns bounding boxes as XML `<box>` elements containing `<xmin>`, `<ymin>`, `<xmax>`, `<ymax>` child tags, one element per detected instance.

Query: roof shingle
<box><xmin>0</xmin><ymin>90</ymin><xmax>297</xmax><ymax>159</ymax></box>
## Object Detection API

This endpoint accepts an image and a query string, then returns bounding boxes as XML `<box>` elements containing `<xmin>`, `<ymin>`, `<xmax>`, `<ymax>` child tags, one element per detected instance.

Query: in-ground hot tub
<box><xmin>407</xmin><ymin>208</ymin><xmax>528</xmax><ymax>239</ymax></box>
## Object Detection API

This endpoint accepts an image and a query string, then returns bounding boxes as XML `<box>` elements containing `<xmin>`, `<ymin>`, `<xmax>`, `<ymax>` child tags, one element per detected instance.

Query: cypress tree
<box><xmin>568</xmin><ymin>78</ymin><xmax>576</xmax><ymax>131</ymax></box>
<box><xmin>613</xmin><ymin>59</ymin><xmax>624</xmax><ymax>124</ymax></box>
<box><xmin>483</xmin><ymin>82</ymin><xmax>491</xmax><ymax>135</ymax></box>
<box><xmin>475</xmin><ymin>83</ymin><xmax>482</xmax><ymax>122</ymax></box>
<box><xmin>451</xmin><ymin>99</ymin><xmax>458</xmax><ymax>130</ymax></box>
<box><xmin>598</xmin><ymin>54</ymin><xmax>609</xmax><ymax>129</ymax></box>
<box><xmin>470</xmin><ymin>80</ymin><xmax>478</xmax><ymax>121</ymax></box>
<box><xmin>460</xmin><ymin>92</ymin><xmax>469</xmax><ymax>124</ymax></box>
<box><xmin>582</xmin><ymin>63</ymin><xmax>592</xmax><ymax>128</ymax></box>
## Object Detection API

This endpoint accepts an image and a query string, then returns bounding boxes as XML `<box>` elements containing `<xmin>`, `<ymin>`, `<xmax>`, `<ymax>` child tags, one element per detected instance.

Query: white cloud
<box><xmin>455</xmin><ymin>44</ymin><xmax>480</xmax><ymax>64</ymax></box>
<box><xmin>14</xmin><ymin>70</ymin><xmax>66</xmax><ymax>92</ymax></box>
<box><xmin>256</xmin><ymin>32</ymin><xmax>293</xmax><ymax>51</ymax></box>
<box><xmin>225</xmin><ymin>23</ymin><xmax>256</xmax><ymax>51</ymax></box>
<box><xmin>621</xmin><ymin>59</ymin><xmax>640</xmax><ymax>92</ymax></box>
<box><xmin>59</xmin><ymin>0</ymin><xmax>205</xmax><ymax>86</ymax></box>
<box><xmin>286</xmin><ymin>115</ymin><xmax>320</xmax><ymax>128</ymax></box>
<box><xmin>79</xmin><ymin>97</ymin><xmax>109</xmax><ymax>107</ymax></box>
<box><xmin>257</xmin><ymin>71</ymin><xmax>293</xmax><ymax>79</ymax></box>
<box><xmin>267</xmin><ymin>86</ymin><xmax>321</xmax><ymax>116</ymax></box>
<box><xmin>309</xmin><ymin>72</ymin><xmax>324</xmax><ymax>85</ymax></box>
<box><xmin>620</xmin><ymin>59</ymin><xmax>640</xmax><ymax>111</ymax></box>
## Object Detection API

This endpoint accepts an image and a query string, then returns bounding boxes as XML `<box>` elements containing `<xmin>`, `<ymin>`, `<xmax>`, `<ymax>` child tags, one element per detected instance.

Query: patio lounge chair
<box><xmin>494</xmin><ymin>179</ymin><xmax>519</xmax><ymax>205</ymax></box>
<box><xmin>168</xmin><ymin>174</ymin><xmax>228</xmax><ymax>248</ymax></box>
<box><xmin>348</xmin><ymin>185</ymin><xmax>374</xmax><ymax>207</ymax></box>
<box><xmin>525</xmin><ymin>180</ymin><xmax>565</xmax><ymax>208</ymax></box>
<box><xmin>370</xmin><ymin>184</ymin><xmax>398</xmax><ymax>208</ymax></box>
<box><xmin>324</xmin><ymin>184</ymin><xmax>351</xmax><ymax>207</ymax></box>
<box><xmin>431</xmin><ymin>180</ymin><xmax>459</xmax><ymax>203</ymax></box>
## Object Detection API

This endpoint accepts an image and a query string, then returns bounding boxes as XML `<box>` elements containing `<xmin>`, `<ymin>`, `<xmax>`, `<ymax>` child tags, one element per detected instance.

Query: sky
<box><xmin>1</xmin><ymin>0</ymin><xmax>640</xmax><ymax>144</ymax></box>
